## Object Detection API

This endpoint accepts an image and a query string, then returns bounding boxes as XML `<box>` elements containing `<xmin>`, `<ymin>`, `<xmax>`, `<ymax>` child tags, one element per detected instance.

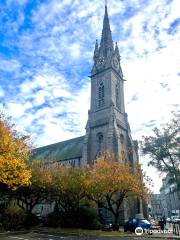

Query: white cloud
<box><xmin>52</xmin><ymin>88</ymin><xmax>70</xmax><ymax>98</ymax></box>
<box><xmin>6</xmin><ymin>102</ymin><xmax>26</xmax><ymax>118</ymax></box>
<box><xmin>0</xmin><ymin>58</ymin><xmax>21</xmax><ymax>72</ymax></box>
<box><xmin>70</xmin><ymin>43</ymin><xmax>81</xmax><ymax>59</ymax></box>
<box><xmin>31</xmin><ymin>80</ymin><xmax>90</xmax><ymax>147</ymax></box>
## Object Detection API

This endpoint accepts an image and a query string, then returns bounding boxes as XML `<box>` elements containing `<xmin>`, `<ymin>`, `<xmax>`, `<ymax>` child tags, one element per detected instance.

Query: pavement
<box><xmin>0</xmin><ymin>232</ymin><xmax>180</xmax><ymax>240</ymax></box>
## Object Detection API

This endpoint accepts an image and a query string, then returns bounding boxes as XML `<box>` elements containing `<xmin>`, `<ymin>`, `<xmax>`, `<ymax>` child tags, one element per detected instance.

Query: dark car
<box><xmin>124</xmin><ymin>218</ymin><xmax>151</xmax><ymax>232</ymax></box>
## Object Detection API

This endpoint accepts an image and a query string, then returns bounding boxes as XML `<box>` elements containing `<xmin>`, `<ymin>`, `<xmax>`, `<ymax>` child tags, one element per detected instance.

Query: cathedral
<box><xmin>33</xmin><ymin>4</ymin><xmax>140</xmax><ymax>221</ymax></box>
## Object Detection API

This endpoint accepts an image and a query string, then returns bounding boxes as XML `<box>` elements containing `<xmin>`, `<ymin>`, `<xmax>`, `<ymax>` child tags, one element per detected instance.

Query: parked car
<box><xmin>102</xmin><ymin>223</ymin><xmax>113</xmax><ymax>231</ymax></box>
<box><xmin>124</xmin><ymin>218</ymin><xmax>151</xmax><ymax>232</ymax></box>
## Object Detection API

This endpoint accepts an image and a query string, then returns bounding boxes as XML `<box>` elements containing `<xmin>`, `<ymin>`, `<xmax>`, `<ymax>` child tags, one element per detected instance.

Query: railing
<box><xmin>173</xmin><ymin>222</ymin><xmax>180</xmax><ymax>236</ymax></box>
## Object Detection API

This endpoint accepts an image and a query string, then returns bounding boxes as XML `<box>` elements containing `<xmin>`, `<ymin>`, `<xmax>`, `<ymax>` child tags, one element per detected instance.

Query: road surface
<box><xmin>0</xmin><ymin>231</ymin><xmax>178</xmax><ymax>240</ymax></box>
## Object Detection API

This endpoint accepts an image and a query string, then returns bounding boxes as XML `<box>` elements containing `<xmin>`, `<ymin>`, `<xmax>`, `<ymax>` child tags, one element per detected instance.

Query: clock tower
<box><xmin>82</xmin><ymin>5</ymin><xmax>139</xmax><ymax>169</ymax></box>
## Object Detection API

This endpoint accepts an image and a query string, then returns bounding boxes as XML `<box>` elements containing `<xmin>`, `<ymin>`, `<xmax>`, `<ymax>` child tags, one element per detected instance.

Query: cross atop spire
<box><xmin>99</xmin><ymin>3</ymin><xmax>114</xmax><ymax>58</ymax></box>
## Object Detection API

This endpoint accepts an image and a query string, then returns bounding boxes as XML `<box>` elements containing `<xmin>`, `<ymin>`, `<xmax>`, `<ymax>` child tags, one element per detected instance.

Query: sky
<box><xmin>0</xmin><ymin>0</ymin><xmax>179</xmax><ymax>193</ymax></box>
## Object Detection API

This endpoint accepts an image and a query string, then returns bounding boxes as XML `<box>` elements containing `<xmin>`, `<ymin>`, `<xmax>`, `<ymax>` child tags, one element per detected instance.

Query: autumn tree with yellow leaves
<box><xmin>84</xmin><ymin>152</ymin><xmax>150</xmax><ymax>227</ymax></box>
<box><xmin>0</xmin><ymin>111</ymin><xmax>31</xmax><ymax>190</ymax></box>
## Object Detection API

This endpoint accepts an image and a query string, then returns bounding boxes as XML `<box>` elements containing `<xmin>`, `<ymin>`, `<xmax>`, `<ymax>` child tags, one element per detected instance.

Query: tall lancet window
<box><xmin>116</xmin><ymin>84</ymin><xmax>119</xmax><ymax>108</ymax></box>
<box><xmin>98</xmin><ymin>82</ymin><xmax>105</xmax><ymax>108</ymax></box>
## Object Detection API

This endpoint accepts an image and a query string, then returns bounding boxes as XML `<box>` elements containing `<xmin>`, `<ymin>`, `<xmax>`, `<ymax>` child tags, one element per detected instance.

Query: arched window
<box><xmin>97</xmin><ymin>132</ymin><xmax>103</xmax><ymax>144</ymax></box>
<box><xmin>96</xmin><ymin>132</ymin><xmax>103</xmax><ymax>155</ymax></box>
<box><xmin>98</xmin><ymin>82</ymin><xmax>105</xmax><ymax>108</ymax></box>
<box><xmin>120</xmin><ymin>134</ymin><xmax>124</xmax><ymax>144</ymax></box>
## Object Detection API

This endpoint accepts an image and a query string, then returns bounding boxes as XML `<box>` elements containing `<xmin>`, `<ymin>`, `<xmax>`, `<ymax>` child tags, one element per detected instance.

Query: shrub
<box><xmin>45</xmin><ymin>207</ymin><xmax>101</xmax><ymax>229</ymax></box>
<box><xmin>1</xmin><ymin>204</ymin><xmax>26</xmax><ymax>230</ymax></box>
<box><xmin>1</xmin><ymin>202</ymin><xmax>40</xmax><ymax>230</ymax></box>
<box><xmin>76</xmin><ymin>207</ymin><xmax>101</xmax><ymax>229</ymax></box>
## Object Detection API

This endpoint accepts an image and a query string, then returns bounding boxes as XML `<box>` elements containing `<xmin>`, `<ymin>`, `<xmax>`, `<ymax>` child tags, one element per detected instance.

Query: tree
<box><xmin>0</xmin><ymin>111</ymin><xmax>31</xmax><ymax>190</ymax></box>
<box><xmin>141</xmin><ymin>113</ymin><xmax>180</xmax><ymax>190</ymax></box>
<box><xmin>45</xmin><ymin>165</ymin><xmax>91</xmax><ymax>228</ymax></box>
<box><xmin>83</xmin><ymin>152</ymin><xmax>149</xmax><ymax>228</ymax></box>
<box><xmin>51</xmin><ymin>166</ymin><xmax>86</xmax><ymax>213</ymax></box>
<box><xmin>15</xmin><ymin>160</ymin><xmax>53</xmax><ymax>213</ymax></box>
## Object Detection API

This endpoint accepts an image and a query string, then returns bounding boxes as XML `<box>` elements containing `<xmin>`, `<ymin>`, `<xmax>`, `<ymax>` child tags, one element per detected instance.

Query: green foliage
<box><xmin>15</xmin><ymin>160</ymin><xmax>53</xmax><ymax>213</ymax></box>
<box><xmin>50</xmin><ymin>166</ymin><xmax>86</xmax><ymax>213</ymax></box>
<box><xmin>45</xmin><ymin>167</ymin><xmax>100</xmax><ymax>229</ymax></box>
<box><xmin>141</xmin><ymin>113</ymin><xmax>180</xmax><ymax>190</ymax></box>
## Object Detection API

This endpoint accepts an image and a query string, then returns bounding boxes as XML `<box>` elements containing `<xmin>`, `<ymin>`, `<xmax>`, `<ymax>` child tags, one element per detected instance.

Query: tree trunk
<box><xmin>113</xmin><ymin>212</ymin><xmax>120</xmax><ymax>230</ymax></box>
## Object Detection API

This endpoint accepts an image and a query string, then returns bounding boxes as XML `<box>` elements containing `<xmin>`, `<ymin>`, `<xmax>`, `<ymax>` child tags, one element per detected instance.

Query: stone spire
<box><xmin>99</xmin><ymin>4</ymin><xmax>114</xmax><ymax>58</ymax></box>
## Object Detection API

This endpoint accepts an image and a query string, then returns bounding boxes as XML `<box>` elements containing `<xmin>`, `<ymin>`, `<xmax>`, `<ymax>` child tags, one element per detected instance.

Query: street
<box><xmin>0</xmin><ymin>232</ymin><xmax>179</xmax><ymax>240</ymax></box>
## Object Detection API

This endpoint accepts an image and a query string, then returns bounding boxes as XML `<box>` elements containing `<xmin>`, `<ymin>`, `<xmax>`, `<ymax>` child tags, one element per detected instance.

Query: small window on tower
<box><xmin>98</xmin><ymin>82</ymin><xmax>105</xmax><ymax>108</ymax></box>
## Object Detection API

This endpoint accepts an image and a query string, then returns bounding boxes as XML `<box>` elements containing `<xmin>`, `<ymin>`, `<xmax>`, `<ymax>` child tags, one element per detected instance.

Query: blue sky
<box><xmin>0</xmin><ymin>0</ymin><xmax>179</xmax><ymax>192</ymax></box>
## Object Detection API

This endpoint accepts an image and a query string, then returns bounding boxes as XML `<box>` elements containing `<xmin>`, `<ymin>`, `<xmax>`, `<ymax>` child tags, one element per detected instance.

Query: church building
<box><xmin>32</xmin><ymin>4</ymin><xmax>140</xmax><ymax>221</ymax></box>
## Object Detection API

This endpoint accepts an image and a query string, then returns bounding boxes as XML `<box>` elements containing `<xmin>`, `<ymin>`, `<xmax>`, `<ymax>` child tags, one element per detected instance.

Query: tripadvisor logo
<box><xmin>135</xmin><ymin>227</ymin><xmax>143</xmax><ymax>236</ymax></box>
<box><xmin>135</xmin><ymin>227</ymin><xmax>173</xmax><ymax>235</ymax></box>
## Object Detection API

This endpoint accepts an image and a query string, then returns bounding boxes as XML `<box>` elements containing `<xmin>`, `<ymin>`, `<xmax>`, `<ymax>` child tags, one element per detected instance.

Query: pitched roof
<box><xmin>31</xmin><ymin>136</ymin><xmax>84</xmax><ymax>162</ymax></box>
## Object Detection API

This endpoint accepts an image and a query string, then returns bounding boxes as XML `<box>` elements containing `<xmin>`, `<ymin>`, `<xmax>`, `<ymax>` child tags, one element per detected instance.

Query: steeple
<box><xmin>83</xmin><ymin>2</ymin><xmax>141</xmax><ymax>222</ymax></box>
<box><xmin>99</xmin><ymin>4</ymin><xmax>114</xmax><ymax>58</ymax></box>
